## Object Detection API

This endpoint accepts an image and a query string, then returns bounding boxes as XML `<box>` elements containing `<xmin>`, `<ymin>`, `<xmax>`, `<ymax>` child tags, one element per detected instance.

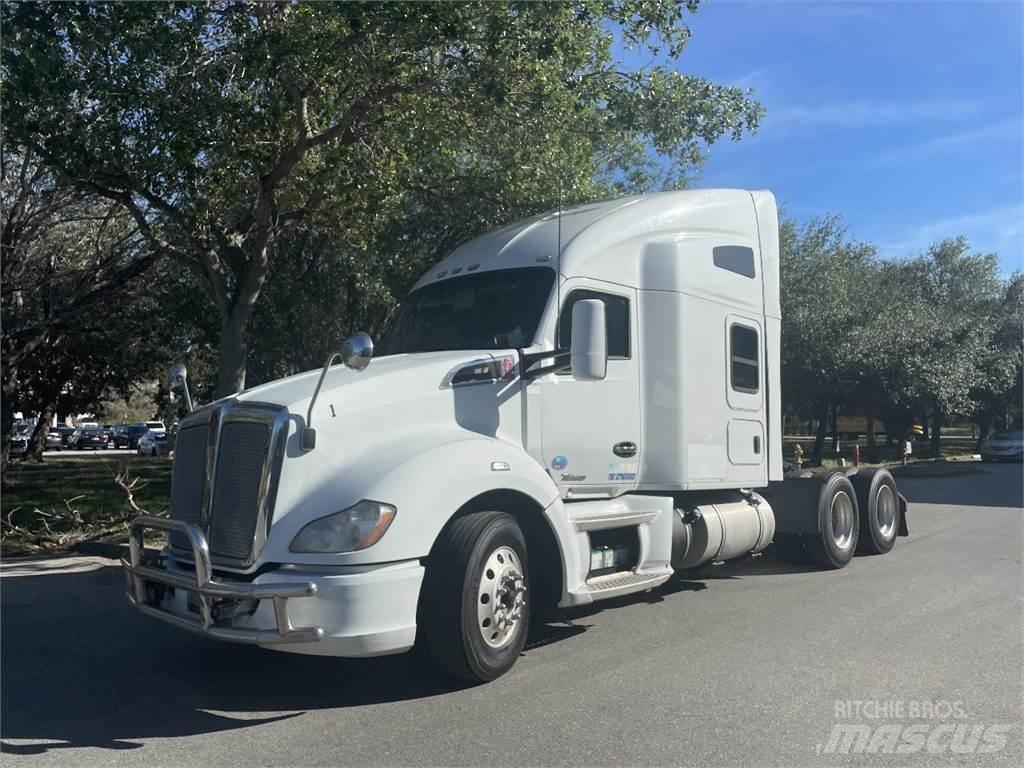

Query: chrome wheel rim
<box><xmin>831</xmin><ymin>490</ymin><xmax>855</xmax><ymax>551</ymax></box>
<box><xmin>875</xmin><ymin>485</ymin><xmax>897</xmax><ymax>540</ymax></box>
<box><xmin>476</xmin><ymin>545</ymin><xmax>526</xmax><ymax>650</ymax></box>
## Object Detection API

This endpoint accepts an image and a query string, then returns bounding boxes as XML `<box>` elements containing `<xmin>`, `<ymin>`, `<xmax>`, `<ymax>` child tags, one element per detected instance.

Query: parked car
<box><xmin>144</xmin><ymin>420</ymin><xmax>166</xmax><ymax>431</ymax></box>
<box><xmin>9</xmin><ymin>430</ymin><xmax>29</xmax><ymax>456</ymax></box>
<box><xmin>137</xmin><ymin>429</ymin><xmax>170</xmax><ymax>457</ymax></box>
<box><xmin>101</xmin><ymin>424</ymin><xmax>119</xmax><ymax>448</ymax></box>
<box><xmin>115</xmin><ymin>423</ymin><xmax>149</xmax><ymax>449</ymax></box>
<box><xmin>55</xmin><ymin>424</ymin><xmax>76</xmax><ymax>447</ymax></box>
<box><xmin>44</xmin><ymin>429</ymin><xmax>63</xmax><ymax>451</ymax></box>
<box><xmin>70</xmin><ymin>426</ymin><xmax>109</xmax><ymax>450</ymax></box>
<box><xmin>981</xmin><ymin>430</ymin><xmax>1023</xmax><ymax>462</ymax></box>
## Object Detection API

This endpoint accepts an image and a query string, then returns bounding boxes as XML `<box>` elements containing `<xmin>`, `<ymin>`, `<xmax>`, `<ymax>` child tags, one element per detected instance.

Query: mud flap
<box><xmin>898</xmin><ymin>492</ymin><xmax>909</xmax><ymax>536</ymax></box>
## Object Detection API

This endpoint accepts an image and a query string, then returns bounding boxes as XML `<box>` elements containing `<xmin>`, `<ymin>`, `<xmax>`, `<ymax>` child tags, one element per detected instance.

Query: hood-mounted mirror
<box><xmin>168</xmin><ymin>362</ymin><xmax>194</xmax><ymax>412</ymax></box>
<box><xmin>302</xmin><ymin>333</ymin><xmax>374</xmax><ymax>451</ymax></box>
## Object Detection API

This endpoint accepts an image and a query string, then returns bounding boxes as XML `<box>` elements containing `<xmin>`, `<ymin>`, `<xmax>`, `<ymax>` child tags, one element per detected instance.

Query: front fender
<box><xmin>263</xmin><ymin>437</ymin><xmax>561</xmax><ymax>567</ymax></box>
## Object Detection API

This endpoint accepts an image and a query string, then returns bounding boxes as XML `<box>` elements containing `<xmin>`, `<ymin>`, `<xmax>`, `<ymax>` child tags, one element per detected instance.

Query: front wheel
<box><xmin>421</xmin><ymin>511</ymin><xmax>529</xmax><ymax>683</ymax></box>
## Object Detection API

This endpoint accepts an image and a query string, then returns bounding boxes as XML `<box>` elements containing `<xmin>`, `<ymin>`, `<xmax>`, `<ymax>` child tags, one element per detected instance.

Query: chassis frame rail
<box><xmin>122</xmin><ymin>515</ymin><xmax>324</xmax><ymax>644</ymax></box>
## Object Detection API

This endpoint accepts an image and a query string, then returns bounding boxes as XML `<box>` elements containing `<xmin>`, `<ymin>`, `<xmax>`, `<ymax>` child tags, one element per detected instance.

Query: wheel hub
<box><xmin>477</xmin><ymin>545</ymin><xmax>526</xmax><ymax>649</ymax></box>
<box><xmin>830</xmin><ymin>490</ymin><xmax>855</xmax><ymax>551</ymax></box>
<box><xmin>875</xmin><ymin>484</ymin><xmax>897</xmax><ymax>539</ymax></box>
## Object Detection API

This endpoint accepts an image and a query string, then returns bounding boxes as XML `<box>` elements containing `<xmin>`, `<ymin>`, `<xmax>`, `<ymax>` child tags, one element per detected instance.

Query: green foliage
<box><xmin>781</xmin><ymin>218</ymin><xmax>1021</xmax><ymax>457</ymax></box>
<box><xmin>3</xmin><ymin>0</ymin><xmax>762</xmax><ymax>393</ymax></box>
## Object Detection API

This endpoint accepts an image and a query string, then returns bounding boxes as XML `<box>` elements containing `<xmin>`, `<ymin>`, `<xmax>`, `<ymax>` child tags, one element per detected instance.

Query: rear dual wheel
<box><xmin>421</xmin><ymin>511</ymin><xmax>529</xmax><ymax>683</ymax></box>
<box><xmin>772</xmin><ymin>472</ymin><xmax>861</xmax><ymax>569</ymax></box>
<box><xmin>851</xmin><ymin>468</ymin><xmax>900</xmax><ymax>555</ymax></box>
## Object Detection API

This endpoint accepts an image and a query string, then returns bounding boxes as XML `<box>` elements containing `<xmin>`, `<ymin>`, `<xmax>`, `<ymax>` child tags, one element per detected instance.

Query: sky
<box><xmin>628</xmin><ymin>0</ymin><xmax>1023</xmax><ymax>274</ymax></box>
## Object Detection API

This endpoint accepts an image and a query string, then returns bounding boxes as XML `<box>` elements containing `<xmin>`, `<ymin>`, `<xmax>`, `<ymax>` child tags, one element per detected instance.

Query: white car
<box><xmin>137</xmin><ymin>429</ymin><xmax>170</xmax><ymax>457</ymax></box>
<box><xmin>981</xmin><ymin>430</ymin><xmax>1023</xmax><ymax>462</ymax></box>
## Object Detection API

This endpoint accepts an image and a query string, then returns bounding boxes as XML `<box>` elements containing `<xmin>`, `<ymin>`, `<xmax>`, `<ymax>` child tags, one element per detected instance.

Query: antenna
<box><xmin>555</xmin><ymin>172</ymin><xmax>563</xmax><ymax>346</ymax></box>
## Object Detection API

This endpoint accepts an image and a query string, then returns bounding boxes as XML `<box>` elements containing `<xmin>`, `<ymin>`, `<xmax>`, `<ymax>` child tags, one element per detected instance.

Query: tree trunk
<box><xmin>812</xmin><ymin>404</ymin><xmax>828</xmax><ymax>465</ymax></box>
<box><xmin>976</xmin><ymin>422</ymin><xmax>990</xmax><ymax>453</ymax></box>
<box><xmin>0</xmin><ymin>374</ymin><xmax>15</xmax><ymax>477</ymax></box>
<box><xmin>27</xmin><ymin>401</ymin><xmax>56</xmax><ymax>461</ymax></box>
<box><xmin>866</xmin><ymin>408</ymin><xmax>877</xmax><ymax>462</ymax></box>
<box><xmin>930</xmin><ymin>411</ymin><xmax>942</xmax><ymax>457</ymax></box>
<box><xmin>215</xmin><ymin>314</ymin><xmax>251</xmax><ymax>398</ymax></box>
<box><xmin>830</xmin><ymin>401</ymin><xmax>839</xmax><ymax>451</ymax></box>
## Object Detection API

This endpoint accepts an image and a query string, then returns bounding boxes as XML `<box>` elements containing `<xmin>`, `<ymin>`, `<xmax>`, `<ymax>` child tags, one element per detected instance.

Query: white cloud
<box><xmin>875</xmin><ymin>117</ymin><xmax>1023</xmax><ymax>164</ymax></box>
<box><xmin>728</xmin><ymin>67</ymin><xmax>771</xmax><ymax>90</ymax></box>
<box><xmin>877</xmin><ymin>205</ymin><xmax>1024</xmax><ymax>271</ymax></box>
<box><xmin>770</xmin><ymin>99</ymin><xmax>981</xmax><ymax>128</ymax></box>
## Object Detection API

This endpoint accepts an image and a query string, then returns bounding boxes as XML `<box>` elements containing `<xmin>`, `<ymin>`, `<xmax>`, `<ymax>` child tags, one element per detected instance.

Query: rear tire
<box><xmin>420</xmin><ymin>511</ymin><xmax>529</xmax><ymax>683</ymax></box>
<box><xmin>803</xmin><ymin>472</ymin><xmax>860</xmax><ymax>569</ymax></box>
<box><xmin>852</xmin><ymin>469</ymin><xmax>899</xmax><ymax>555</ymax></box>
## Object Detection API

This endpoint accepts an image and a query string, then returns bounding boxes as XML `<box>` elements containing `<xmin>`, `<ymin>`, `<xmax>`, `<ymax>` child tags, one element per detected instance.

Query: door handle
<box><xmin>613</xmin><ymin>441</ymin><xmax>638</xmax><ymax>458</ymax></box>
<box><xmin>753</xmin><ymin>436</ymin><xmax>761</xmax><ymax>454</ymax></box>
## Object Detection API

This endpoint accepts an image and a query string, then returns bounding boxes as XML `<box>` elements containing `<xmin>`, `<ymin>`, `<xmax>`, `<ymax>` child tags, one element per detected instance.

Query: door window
<box><xmin>557</xmin><ymin>290</ymin><xmax>630</xmax><ymax>363</ymax></box>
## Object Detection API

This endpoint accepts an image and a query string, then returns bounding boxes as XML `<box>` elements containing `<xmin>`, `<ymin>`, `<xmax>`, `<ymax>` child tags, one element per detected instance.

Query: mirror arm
<box><xmin>179</xmin><ymin>386</ymin><xmax>194</xmax><ymax>413</ymax></box>
<box><xmin>302</xmin><ymin>351</ymin><xmax>343</xmax><ymax>452</ymax></box>
<box><xmin>521</xmin><ymin>348</ymin><xmax>570</xmax><ymax>380</ymax></box>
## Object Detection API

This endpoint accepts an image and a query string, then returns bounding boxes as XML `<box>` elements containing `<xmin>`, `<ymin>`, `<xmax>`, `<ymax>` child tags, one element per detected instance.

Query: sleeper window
<box><xmin>730</xmin><ymin>324</ymin><xmax>759</xmax><ymax>393</ymax></box>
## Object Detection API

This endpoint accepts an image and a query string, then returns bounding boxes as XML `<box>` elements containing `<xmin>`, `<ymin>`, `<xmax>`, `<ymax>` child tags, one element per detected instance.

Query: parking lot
<box><xmin>2</xmin><ymin>463</ymin><xmax>1021</xmax><ymax>766</ymax></box>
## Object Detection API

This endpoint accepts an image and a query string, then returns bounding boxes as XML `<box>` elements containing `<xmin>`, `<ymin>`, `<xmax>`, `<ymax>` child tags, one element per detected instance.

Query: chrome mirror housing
<box><xmin>341</xmin><ymin>332</ymin><xmax>374</xmax><ymax>371</ymax></box>
<box><xmin>168</xmin><ymin>362</ymin><xmax>194</xmax><ymax>412</ymax></box>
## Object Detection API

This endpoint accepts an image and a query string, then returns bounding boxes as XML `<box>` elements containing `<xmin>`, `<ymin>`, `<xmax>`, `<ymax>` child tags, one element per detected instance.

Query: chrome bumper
<box><xmin>122</xmin><ymin>515</ymin><xmax>324</xmax><ymax>645</ymax></box>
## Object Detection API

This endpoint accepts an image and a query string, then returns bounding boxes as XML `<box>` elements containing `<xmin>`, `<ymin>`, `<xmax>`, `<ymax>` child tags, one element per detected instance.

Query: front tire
<box><xmin>421</xmin><ymin>511</ymin><xmax>529</xmax><ymax>683</ymax></box>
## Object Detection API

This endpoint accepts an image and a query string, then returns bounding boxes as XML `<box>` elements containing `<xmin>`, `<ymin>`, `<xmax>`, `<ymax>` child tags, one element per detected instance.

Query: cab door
<box><xmin>540</xmin><ymin>280</ymin><xmax>641</xmax><ymax>497</ymax></box>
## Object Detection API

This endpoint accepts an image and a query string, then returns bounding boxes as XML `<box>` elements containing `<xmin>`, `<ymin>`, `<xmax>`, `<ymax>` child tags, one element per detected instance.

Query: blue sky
<box><xmin>632</xmin><ymin>0</ymin><xmax>1023</xmax><ymax>274</ymax></box>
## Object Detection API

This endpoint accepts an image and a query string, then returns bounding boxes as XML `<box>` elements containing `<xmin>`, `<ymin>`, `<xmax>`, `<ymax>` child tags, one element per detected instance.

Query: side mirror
<box><xmin>570</xmin><ymin>299</ymin><xmax>607</xmax><ymax>381</ymax></box>
<box><xmin>341</xmin><ymin>332</ymin><xmax>374</xmax><ymax>371</ymax></box>
<box><xmin>303</xmin><ymin>332</ymin><xmax>374</xmax><ymax>451</ymax></box>
<box><xmin>167</xmin><ymin>362</ymin><xmax>193</xmax><ymax>412</ymax></box>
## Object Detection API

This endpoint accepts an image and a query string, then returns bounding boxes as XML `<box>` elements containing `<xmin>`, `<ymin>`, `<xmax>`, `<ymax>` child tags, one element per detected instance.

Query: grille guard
<box><xmin>122</xmin><ymin>515</ymin><xmax>324</xmax><ymax>645</ymax></box>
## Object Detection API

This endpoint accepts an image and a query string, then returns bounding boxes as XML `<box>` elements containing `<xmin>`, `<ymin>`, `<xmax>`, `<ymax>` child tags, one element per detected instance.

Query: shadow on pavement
<box><xmin>0</xmin><ymin>544</ymin><xmax>826</xmax><ymax>753</ymax></box>
<box><xmin>0</xmin><ymin>563</ymin><xmax>467</xmax><ymax>754</ymax></box>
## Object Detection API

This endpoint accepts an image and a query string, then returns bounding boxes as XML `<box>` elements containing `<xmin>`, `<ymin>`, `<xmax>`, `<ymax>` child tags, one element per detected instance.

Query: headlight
<box><xmin>289</xmin><ymin>500</ymin><xmax>397</xmax><ymax>553</ymax></box>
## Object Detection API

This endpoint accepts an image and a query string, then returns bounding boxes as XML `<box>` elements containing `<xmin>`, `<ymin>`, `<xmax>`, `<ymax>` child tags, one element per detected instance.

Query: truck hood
<box><xmin>235</xmin><ymin>349</ymin><xmax>512</xmax><ymax>416</ymax></box>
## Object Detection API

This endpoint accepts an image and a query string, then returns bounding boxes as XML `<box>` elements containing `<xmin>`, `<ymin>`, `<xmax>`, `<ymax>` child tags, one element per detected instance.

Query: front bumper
<box><xmin>122</xmin><ymin>516</ymin><xmax>424</xmax><ymax>656</ymax></box>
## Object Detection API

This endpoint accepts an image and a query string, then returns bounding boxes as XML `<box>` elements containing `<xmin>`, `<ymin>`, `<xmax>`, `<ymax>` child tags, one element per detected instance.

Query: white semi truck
<box><xmin>124</xmin><ymin>189</ymin><xmax>907</xmax><ymax>682</ymax></box>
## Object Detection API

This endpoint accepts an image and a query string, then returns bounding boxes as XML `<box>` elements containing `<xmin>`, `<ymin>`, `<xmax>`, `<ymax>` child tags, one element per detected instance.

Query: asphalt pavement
<box><xmin>2</xmin><ymin>463</ymin><xmax>1021</xmax><ymax>766</ymax></box>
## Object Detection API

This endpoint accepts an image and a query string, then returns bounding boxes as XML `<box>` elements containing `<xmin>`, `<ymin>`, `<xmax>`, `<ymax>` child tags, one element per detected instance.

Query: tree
<box><xmin>4</xmin><ymin>1</ymin><xmax>762</xmax><ymax>396</ymax></box>
<box><xmin>0</xmin><ymin>145</ymin><xmax>160</xmax><ymax>467</ymax></box>
<box><xmin>879</xmin><ymin>238</ymin><xmax>1006</xmax><ymax>455</ymax></box>
<box><xmin>779</xmin><ymin>216</ymin><xmax>878</xmax><ymax>463</ymax></box>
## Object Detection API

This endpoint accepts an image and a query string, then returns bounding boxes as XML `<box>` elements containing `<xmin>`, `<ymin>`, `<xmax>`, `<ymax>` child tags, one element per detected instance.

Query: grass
<box><xmin>1</xmin><ymin>457</ymin><xmax>172</xmax><ymax>555</ymax></box>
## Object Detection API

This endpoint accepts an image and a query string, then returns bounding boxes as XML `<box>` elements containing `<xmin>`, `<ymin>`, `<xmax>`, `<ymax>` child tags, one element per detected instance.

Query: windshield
<box><xmin>377</xmin><ymin>267</ymin><xmax>554</xmax><ymax>355</ymax></box>
<box><xmin>992</xmin><ymin>431</ymin><xmax>1022</xmax><ymax>440</ymax></box>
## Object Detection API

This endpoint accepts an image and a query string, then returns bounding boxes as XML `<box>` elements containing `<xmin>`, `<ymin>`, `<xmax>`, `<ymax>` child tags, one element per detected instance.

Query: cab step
<box><xmin>582</xmin><ymin>570</ymin><xmax>671</xmax><ymax>600</ymax></box>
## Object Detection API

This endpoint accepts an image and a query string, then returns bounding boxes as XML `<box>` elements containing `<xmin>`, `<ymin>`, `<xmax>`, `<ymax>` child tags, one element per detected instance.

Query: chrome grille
<box><xmin>168</xmin><ymin>423</ymin><xmax>209</xmax><ymax>551</ymax></box>
<box><xmin>168</xmin><ymin>400</ymin><xmax>287</xmax><ymax>567</ymax></box>
<box><xmin>208</xmin><ymin>421</ymin><xmax>271</xmax><ymax>561</ymax></box>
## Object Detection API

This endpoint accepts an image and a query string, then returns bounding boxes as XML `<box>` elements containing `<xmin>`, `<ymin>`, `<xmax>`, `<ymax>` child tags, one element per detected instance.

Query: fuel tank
<box><xmin>671</xmin><ymin>491</ymin><xmax>775</xmax><ymax>570</ymax></box>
